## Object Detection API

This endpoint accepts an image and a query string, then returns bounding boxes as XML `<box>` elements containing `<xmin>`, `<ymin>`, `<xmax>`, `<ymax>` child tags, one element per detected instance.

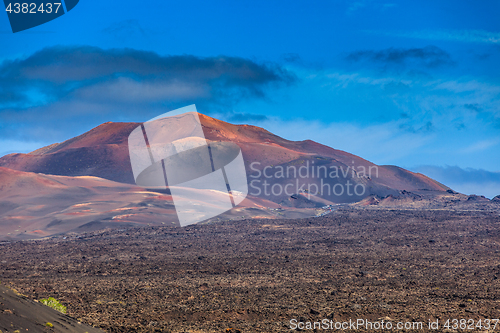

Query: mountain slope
<box><xmin>0</xmin><ymin>122</ymin><xmax>140</xmax><ymax>184</ymax></box>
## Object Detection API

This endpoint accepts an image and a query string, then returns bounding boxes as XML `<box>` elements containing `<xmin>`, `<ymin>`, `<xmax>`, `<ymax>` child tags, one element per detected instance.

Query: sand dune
<box><xmin>0</xmin><ymin>167</ymin><xmax>313</xmax><ymax>240</ymax></box>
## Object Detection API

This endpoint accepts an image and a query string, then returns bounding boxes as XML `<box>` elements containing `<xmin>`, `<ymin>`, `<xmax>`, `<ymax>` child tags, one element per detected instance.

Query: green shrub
<box><xmin>45</xmin><ymin>322</ymin><xmax>54</xmax><ymax>328</ymax></box>
<box><xmin>39</xmin><ymin>297</ymin><xmax>67</xmax><ymax>314</ymax></box>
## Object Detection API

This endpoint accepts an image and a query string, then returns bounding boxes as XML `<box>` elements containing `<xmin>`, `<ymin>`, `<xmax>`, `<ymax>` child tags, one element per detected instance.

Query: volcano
<box><xmin>0</xmin><ymin>113</ymin><xmax>448</xmax><ymax>199</ymax></box>
<box><xmin>0</xmin><ymin>113</ymin><xmax>460</xmax><ymax>239</ymax></box>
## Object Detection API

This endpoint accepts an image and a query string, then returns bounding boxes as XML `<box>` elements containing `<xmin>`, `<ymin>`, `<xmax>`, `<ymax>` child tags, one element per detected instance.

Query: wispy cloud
<box><xmin>319</xmin><ymin>70</ymin><xmax>500</xmax><ymax>132</ymax></box>
<box><xmin>461</xmin><ymin>139</ymin><xmax>500</xmax><ymax>153</ymax></box>
<box><xmin>345</xmin><ymin>0</ymin><xmax>397</xmax><ymax>14</ymax></box>
<box><xmin>225</xmin><ymin>66</ymin><xmax>500</xmax><ymax>172</ymax></box>
<box><xmin>368</xmin><ymin>29</ymin><xmax>500</xmax><ymax>44</ymax></box>
<box><xmin>102</xmin><ymin>20</ymin><xmax>146</xmax><ymax>40</ymax></box>
<box><xmin>412</xmin><ymin>165</ymin><xmax>500</xmax><ymax>198</ymax></box>
<box><xmin>226</xmin><ymin>111</ymin><xmax>269</xmax><ymax>123</ymax></box>
<box><xmin>345</xmin><ymin>45</ymin><xmax>454</xmax><ymax>70</ymax></box>
<box><xmin>347</xmin><ymin>1</ymin><xmax>368</xmax><ymax>14</ymax></box>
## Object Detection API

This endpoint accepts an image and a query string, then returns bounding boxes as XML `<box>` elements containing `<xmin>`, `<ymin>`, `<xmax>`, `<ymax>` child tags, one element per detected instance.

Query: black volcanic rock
<box><xmin>467</xmin><ymin>195</ymin><xmax>489</xmax><ymax>202</ymax></box>
<box><xmin>492</xmin><ymin>195</ymin><xmax>500</xmax><ymax>203</ymax></box>
<box><xmin>0</xmin><ymin>209</ymin><xmax>499</xmax><ymax>332</ymax></box>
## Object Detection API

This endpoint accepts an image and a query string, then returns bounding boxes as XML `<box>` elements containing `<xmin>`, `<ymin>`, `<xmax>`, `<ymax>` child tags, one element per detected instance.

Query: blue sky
<box><xmin>0</xmin><ymin>0</ymin><xmax>499</xmax><ymax>197</ymax></box>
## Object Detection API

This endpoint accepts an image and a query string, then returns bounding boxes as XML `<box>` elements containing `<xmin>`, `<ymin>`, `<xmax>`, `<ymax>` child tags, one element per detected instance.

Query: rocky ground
<box><xmin>0</xmin><ymin>208</ymin><xmax>499</xmax><ymax>332</ymax></box>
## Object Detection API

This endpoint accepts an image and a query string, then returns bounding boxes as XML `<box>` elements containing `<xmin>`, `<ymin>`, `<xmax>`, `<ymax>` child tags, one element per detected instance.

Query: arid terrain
<box><xmin>1</xmin><ymin>208</ymin><xmax>499</xmax><ymax>332</ymax></box>
<box><xmin>0</xmin><ymin>114</ymin><xmax>498</xmax><ymax>332</ymax></box>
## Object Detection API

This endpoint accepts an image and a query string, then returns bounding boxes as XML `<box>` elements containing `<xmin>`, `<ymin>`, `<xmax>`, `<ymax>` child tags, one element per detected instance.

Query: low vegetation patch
<box><xmin>39</xmin><ymin>297</ymin><xmax>67</xmax><ymax>314</ymax></box>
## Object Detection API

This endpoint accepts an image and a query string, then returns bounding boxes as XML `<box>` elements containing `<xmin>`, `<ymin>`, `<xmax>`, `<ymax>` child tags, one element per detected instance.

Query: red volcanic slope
<box><xmin>199</xmin><ymin>115</ymin><xmax>448</xmax><ymax>195</ymax></box>
<box><xmin>0</xmin><ymin>122</ymin><xmax>140</xmax><ymax>184</ymax></box>
<box><xmin>0</xmin><ymin>114</ymin><xmax>448</xmax><ymax>197</ymax></box>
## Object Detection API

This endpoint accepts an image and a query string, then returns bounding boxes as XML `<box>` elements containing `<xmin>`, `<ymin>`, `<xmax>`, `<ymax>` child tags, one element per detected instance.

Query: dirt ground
<box><xmin>0</xmin><ymin>208</ymin><xmax>499</xmax><ymax>332</ymax></box>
